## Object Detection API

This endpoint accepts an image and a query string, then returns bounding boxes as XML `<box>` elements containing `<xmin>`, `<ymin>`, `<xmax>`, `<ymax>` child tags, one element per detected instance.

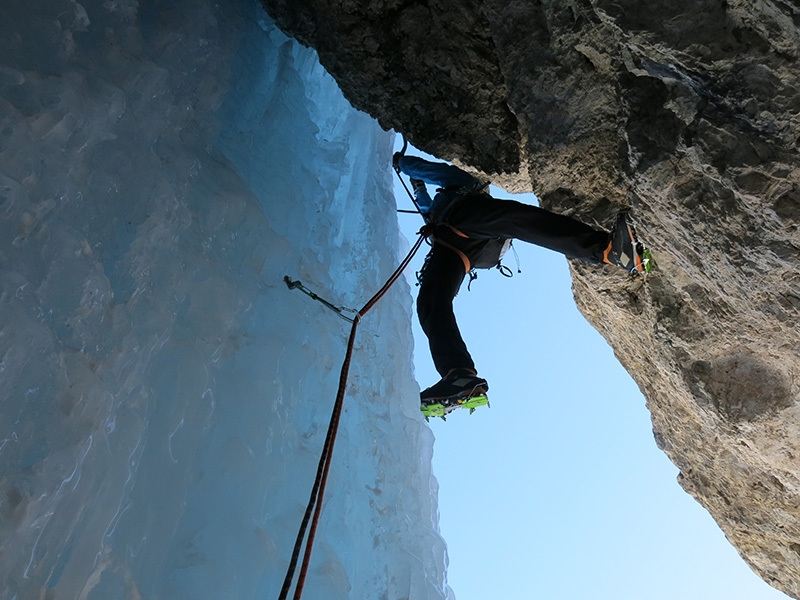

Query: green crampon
<box><xmin>641</xmin><ymin>247</ymin><xmax>654</xmax><ymax>273</ymax></box>
<box><xmin>421</xmin><ymin>394</ymin><xmax>490</xmax><ymax>421</ymax></box>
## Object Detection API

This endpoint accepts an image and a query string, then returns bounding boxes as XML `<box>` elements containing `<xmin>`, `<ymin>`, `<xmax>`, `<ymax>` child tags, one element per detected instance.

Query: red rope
<box><xmin>280</xmin><ymin>233</ymin><xmax>426</xmax><ymax>600</ymax></box>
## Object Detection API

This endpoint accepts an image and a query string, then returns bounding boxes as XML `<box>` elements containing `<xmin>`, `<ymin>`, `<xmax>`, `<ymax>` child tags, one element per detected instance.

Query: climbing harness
<box><xmin>280</xmin><ymin>232</ymin><xmax>426</xmax><ymax>600</ymax></box>
<box><xmin>392</xmin><ymin>137</ymin><xmax>521</xmax><ymax>288</ymax></box>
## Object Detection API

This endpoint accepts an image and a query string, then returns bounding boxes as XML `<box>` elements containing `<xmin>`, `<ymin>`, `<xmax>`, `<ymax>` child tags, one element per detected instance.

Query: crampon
<box><xmin>421</xmin><ymin>393</ymin><xmax>489</xmax><ymax>421</ymax></box>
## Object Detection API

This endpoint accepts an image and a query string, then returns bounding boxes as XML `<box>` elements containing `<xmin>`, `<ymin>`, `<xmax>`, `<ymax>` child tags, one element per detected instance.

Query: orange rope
<box><xmin>280</xmin><ymin>233</ymin><xmax>426</xmax><ymax>600</ymax></box>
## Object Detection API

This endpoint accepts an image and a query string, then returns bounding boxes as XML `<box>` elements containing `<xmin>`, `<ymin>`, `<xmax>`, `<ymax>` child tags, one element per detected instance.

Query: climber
<box><xmin>393</xmin><ymin>152</ymin><xmax>650</xmax><ymax>415</ymax></box>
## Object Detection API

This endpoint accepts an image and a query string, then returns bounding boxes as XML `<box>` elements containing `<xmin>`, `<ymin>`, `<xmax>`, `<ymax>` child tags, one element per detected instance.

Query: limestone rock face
<box><xmin>262</xmin><ymin>0</ymin><xmax>800</xmax><ymax>596</ymax></box>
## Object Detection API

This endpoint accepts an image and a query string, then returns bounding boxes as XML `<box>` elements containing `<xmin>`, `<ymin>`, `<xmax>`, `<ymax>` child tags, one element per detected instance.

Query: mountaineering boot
<box><xmin>421</xmin><ymin>368</ymin><xmax>488</xmax><ymax>401</ymax></box>
<box><xmin>420</xmin><ymin>369</ymin><xmax>489</xmax><ymax>420</ymax></box>
<box><xmin>603</xmin><ymin>212</ymin><xmax>652</xmax><ymax>274</ymax></box>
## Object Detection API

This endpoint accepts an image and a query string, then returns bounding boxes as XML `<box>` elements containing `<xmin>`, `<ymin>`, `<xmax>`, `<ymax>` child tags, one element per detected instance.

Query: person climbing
<box><xmin>393</xmin><ymin>151</ymin><xmax>650</xmax><ymax>418</ymax></box>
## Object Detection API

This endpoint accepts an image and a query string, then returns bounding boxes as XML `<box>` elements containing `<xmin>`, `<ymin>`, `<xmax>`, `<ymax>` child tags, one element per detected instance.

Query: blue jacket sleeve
<box><xmin>413</xmin><ymin>185</ymin><xmax>434</xmax><ymax>214</ymax></box>
<box><xmin>397</xmin><ymin>155</ymin><xmax>480</xmax><ymax>190</ymax></box>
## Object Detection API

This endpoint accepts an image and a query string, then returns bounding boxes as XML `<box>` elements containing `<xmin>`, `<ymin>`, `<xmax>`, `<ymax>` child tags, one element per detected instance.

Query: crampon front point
<box><xmin>421</xmin><ymin>394</ymin><xmax>489</xmax><ymax>421</ymax></box>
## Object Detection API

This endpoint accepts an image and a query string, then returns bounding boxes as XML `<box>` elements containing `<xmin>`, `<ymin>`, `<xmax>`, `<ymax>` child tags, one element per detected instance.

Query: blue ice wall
<box><xmin>0</xmin><ymin>1</ymin><xmax>450</xmax><ymax>598</ymax></box>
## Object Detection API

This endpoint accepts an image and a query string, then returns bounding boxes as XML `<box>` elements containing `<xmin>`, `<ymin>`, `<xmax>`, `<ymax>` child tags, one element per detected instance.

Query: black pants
<box><xmin>417</xmin><ymin>194</ymin><xmax>609</xmax><ymax>377</ymax></box>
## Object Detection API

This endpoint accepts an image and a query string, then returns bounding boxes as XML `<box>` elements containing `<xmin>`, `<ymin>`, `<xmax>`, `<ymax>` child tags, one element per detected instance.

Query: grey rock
<box><xmin>262</xmin><ymin>0</ymin><xmax>800</xmax><ymax>596</ymax></box>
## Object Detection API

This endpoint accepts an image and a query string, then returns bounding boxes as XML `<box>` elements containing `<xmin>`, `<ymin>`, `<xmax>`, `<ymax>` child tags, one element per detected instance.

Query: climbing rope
<box><xmin>280</xmin><ymin>232</ymin><xmax>426</xmax><ymax>600</ymax></box>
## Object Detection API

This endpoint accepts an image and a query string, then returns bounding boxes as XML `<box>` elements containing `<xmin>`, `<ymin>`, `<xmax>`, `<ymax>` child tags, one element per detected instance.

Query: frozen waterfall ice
<box><xmin>0</xmin><ymin>1</ymin><xmax>451</xmax><ymax>598</ymax></box>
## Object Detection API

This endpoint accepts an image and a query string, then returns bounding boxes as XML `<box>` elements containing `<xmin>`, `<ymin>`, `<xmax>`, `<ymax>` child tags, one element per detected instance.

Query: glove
<box><xmin>392</xmin><ymin>151</ymin><xmax>403</xmax><ymax>169</ymax></box>
<box><xmin>410</xmin><ymin>178</ymin><xmax>426</xmax><ymax>192</ymax></box>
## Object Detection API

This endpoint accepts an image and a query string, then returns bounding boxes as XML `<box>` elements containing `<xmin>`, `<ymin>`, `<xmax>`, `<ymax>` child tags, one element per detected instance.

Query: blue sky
<box><xmin>392</xmin><ymin>140</ymin><xmax>790</xmax><ymax>600</ymax></box>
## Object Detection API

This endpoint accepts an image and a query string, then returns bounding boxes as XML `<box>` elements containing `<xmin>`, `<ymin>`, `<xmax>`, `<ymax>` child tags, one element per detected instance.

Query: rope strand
<box><xmin>280</xmin><ymin>233</ymin><xmax>426</xmax><ymax>600</ymax></box>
